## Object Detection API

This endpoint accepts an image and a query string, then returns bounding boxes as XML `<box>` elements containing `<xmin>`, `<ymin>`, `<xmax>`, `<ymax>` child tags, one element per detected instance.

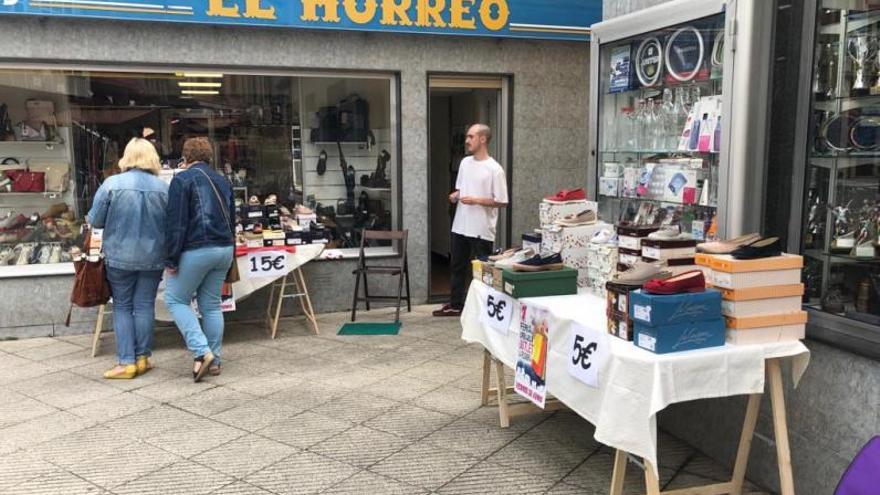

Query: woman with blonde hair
<box><xmin>88</xmin><ymin>137</ymin><xmax>169</xmax><ymax>379</ymax></box>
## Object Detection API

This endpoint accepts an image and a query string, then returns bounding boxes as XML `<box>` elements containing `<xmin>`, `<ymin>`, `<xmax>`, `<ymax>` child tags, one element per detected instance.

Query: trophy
<box><xmin>848</xmin><ymin>35</ymin><xmax>877</xmax><ymax>96</ymax></box>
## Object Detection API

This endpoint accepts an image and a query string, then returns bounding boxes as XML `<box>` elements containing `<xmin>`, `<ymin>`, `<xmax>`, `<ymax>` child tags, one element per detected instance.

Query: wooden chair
<box><xmin>350</xmin><ymin>229</ymin><xmax>411</xmax><ymax>323</ymax></box>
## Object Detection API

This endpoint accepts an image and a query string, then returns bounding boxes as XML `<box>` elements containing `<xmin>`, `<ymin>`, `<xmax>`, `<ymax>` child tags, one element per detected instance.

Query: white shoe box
<box><xmin>542</xmin><ymin>222</ymin><xmax>610</xmax><ymax>270</ymax></box>
<box><xmin>721</xmin><ymin>296</ymin><xmax>803</xmax><ymax>318</ymax></box>
<box><xmin>727</xmin><ymin>324</ymin><xmax>805</xmax><ymax>345</ymax></box>
<box><xmin>539</xmin><ymin>199</ymin><xmax>596</xmax><ymax>226</ymax></box>
<box><xmin>709</xmin><ymin>268</ymin><xmax>802</xmax><ymax>289</ymax></box>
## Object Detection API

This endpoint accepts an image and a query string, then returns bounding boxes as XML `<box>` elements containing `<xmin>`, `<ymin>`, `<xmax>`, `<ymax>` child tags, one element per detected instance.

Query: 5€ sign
<box><xmin>566</xmin><ymin>322</ymin><xmax>609</xmax><ymax>388</ymax></box>
<box><xmin>481</xmin><ymin>287</ymin><xmax>514</xmax><ymax>335</ymax></box>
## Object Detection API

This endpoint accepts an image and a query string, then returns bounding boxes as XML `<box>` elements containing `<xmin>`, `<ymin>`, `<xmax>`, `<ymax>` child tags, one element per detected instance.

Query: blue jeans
<box><xmin>164</xmin><ymin>246</ymin><xmax>233</xmax><ymax>363</ymax></box>
<box><xmin>105</xmin><ymin>267</ymin><xmax>163</xmax><ymax>365</ymax></box>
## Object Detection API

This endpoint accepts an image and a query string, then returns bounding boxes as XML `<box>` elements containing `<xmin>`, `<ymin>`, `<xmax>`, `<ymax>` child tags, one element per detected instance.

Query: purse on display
<box><xmin>7</xmin><ymin>169</ymin><xmax>46</xmax><ymax>193</ymax></box>
<box><xmin>0</xmin><ymin>157</ymin><xmax>21</xmax><ymax>172</ymax></box>
<box><xmin>65</xmin><ymin>226</ymin><xmax>112</xmax><ymax>326</ymax></box>
<box><xmin>28</xmin><ymin>160</ymin><xmax>69</xmax><ymax>192</ymax></box>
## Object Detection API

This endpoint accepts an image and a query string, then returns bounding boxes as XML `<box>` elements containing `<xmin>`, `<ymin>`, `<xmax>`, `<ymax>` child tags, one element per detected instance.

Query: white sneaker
<box><xmin>495</xmin><ymin>248</ymin><xmax>535</xmax><ymax>268</ymax></box>
<box><xmin>648</xmin><ymin>226</ymin><xmax>694</xmax><ymax>241</ymax></box>
<box><xmin>590</xmin><ymin>229</ymin><xmax>613</xmax><ymax>244</ymax></box>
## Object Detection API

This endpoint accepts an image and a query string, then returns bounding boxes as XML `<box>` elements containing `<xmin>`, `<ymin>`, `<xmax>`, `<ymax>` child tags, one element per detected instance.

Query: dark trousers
<box><xmin>450</xmin><ymin>232</ymin><xmax>494</xmax><ymax>309</ymax></box>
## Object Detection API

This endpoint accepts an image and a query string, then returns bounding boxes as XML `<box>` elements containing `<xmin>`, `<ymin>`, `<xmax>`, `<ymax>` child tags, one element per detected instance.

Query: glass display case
<box><xmin>593</xmin><ymin>12</ymin><xmax>726</xmax><ymax>241</ymax></box>
<box><xmin>803</xmin><ymin>4</ymin><xmax>880</xmax><ymax>323</ymax></box>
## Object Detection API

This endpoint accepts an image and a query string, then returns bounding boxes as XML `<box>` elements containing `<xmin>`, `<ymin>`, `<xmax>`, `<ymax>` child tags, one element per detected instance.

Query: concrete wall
<box><xmin>0</xmin><ymin>16</ymin><xmax>590</xmax><ymax>336</ymax></box>
<box><xmin>604</xmin><ymin>1</ymin><xmax>879</xmax><ymax>494</ymax></box>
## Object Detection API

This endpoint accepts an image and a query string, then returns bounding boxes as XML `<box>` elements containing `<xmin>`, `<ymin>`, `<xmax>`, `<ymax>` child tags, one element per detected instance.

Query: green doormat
<box><xmin>337</xmin><ymin>322</ymin><xmax>402</xmax><ymax>335</ymax></box>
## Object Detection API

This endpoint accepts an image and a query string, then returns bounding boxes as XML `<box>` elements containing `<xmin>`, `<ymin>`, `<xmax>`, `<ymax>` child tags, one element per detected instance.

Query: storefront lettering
<box><xmin>207</xmin><ymin>0</ymin><xmax>277</xmax><ymax>20</ymax></box>
<box><xmin>300</xmin><ymin>0</ymin><xmax>508</xmax><ymax>31</ymax></box>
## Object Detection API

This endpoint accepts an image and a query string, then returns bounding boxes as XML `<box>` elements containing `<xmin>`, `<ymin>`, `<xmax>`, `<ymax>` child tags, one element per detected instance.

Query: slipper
<box><xmin>193</xmin><ymin>352</ymin><xmax>215</xmax><ymax>383</ymax></box>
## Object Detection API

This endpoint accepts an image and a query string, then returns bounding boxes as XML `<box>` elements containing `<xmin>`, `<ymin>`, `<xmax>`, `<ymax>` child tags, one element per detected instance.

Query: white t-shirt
<box><xmin>451</xmin><ymin>156</ymin><xmax>508</xmax><ymax>242</ymax></box>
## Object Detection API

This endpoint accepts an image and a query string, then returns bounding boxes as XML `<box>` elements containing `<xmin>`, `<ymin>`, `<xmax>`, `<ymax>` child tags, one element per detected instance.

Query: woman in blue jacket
<box><xmin>164</xmin><ymin>137</ymin><xmax>235</xmax><ymax>382</ymax></box>
<box><xmin>87</xmin><ymin>138</ymin><xmax>168</xmax><ymax>380</ymax></box>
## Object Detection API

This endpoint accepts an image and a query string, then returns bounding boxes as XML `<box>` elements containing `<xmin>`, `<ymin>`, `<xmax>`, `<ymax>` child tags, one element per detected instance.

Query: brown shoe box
<box><xmin>607</xmin><ymin>309</ymin><xmax>634</xmax><ymax>341</ymax></box>
<box><xmin>605</xmin><ymin>281</ymin><xmax>640</xmax><ymax>318</ymax></box>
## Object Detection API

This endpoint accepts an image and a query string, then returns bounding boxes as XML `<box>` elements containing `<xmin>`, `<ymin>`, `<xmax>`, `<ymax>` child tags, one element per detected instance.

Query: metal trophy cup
<box><xmin>848</xmin><ymin>35</ymin><xmax>877</xmax><ymax>96</ymax></box>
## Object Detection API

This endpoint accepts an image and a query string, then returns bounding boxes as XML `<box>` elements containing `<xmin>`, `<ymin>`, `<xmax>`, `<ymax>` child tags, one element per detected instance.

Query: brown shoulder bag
<box><xmin>65</xmin><ymin>226</ymin><xmax>111</xmax><ymax>326</ymax></box>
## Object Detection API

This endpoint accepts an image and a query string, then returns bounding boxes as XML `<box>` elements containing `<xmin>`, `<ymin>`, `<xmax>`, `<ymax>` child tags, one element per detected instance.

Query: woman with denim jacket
<box><xmin>164</xmin><ymin>137</ymin><xmax>235</xmax><ymax>382</ymax></box>
<box><xmin>87</xmin><ymin>138</ymin><xmax>169</xmax><ymax>380</ymax></box>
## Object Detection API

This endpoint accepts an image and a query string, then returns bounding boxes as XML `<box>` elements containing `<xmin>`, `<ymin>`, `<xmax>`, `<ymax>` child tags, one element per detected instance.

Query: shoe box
<box><xmin>697</xmin><ymin>253</ymin><xmax>807</xmax><ymax>344</ymax></box>
<box><xmin>617</xmin><ymin>225</ymin><xmax>659</xmax><ymax>267</ymax></box>
<box><xmin>630</xmin><ymin>289</ymin><xmax>725</xmax><ymax>354</ymax></box>
<box><xmin>296</xmin><ymin>212</ymin><xmax>318</xmax><ymax>227</ymax></box>
<box><xmin>607</xmin><ymin>310</ymin><xmax>634</xmax><ymax>341</ymax></box>
<box><xmin>502</xmin><ymin>267</ymin><xmax>578</xmax><ymax>299</ymax></box>
<box><xmin>542</xmin><ymin>221</ymin><xmax>611</xmax><ymax>271</ymax></box>
<box><xmin>605</xmin><ymin>281</ymin><xmax>639</xmax><ymax>340</ymax></box>
<box><xmin>641</xmin><ymin>238</ymin><xmax>696</xmax><ymax>263</ymax></box>
<box><xmin>522</xmin><ymin>232</ymin><xmax>542</xmax><ymax>252</ymax></box>
<box><xmin>285</xmin><ymin>230</ymin><xmax>307</xmax><ymax>246</ymax></box>
<box><xmin>539</xmin><ymin>199</ymin><xmax>596</xmax><ymax>226</ymax></box>
<box><xmin>586</xmin><ymin>243</ymin><xmax>618</xmax><ymax>294</ymax></box>
<box><xmin>244</xmin><ymin>233</ymin><xmax>263</xmax><ymax>249</ymax></box>
<box><xmin>262</xmin><ymin>230</ymin><xmax>286</xmax><ymax>247</ymax></box>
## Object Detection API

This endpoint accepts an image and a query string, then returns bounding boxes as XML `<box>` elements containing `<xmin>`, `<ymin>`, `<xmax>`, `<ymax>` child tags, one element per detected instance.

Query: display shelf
<box><xmin>811</xmin><ymin>150</ymin><xmax>880</xmax><ymax>158</ymax></box>
<box><xmin>805</xmin><ymin>248</ymin><xmax>880</xmax><ymax>264</ymax></box>
<box><xmin>600</xmin><ymin>149</ymin><xmax>719</xmax><ymax>155</ymax></box>
<box><xmin>810</xmin><ymin>156</ymin><xmax>879</xmax><ymax>169</ymax></box>
<box><xmin>602</xmin><ymin>195</ymin><xmax>717</xmax><ymax>209</ymax></box>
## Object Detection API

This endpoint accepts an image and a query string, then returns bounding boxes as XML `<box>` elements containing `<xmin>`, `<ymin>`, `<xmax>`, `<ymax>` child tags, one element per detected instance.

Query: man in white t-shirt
<box><xmin>434</xmin><ymin>124</ymin><xmax>508</xmax><ymax>317</ymax></box>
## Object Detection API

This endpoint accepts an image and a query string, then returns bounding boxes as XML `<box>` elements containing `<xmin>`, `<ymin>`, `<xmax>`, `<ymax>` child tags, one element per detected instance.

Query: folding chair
<box><xmin>350</xmin><ymin>229</ymin><xmax>411</xmax><ymax>323</ymax></box>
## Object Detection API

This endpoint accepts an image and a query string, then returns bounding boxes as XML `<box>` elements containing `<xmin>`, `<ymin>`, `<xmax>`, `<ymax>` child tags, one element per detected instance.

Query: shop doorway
<box><xmin>427</xmin><ymin>75</ymin><xmax>510</xmax><ymax>300</ymax></box>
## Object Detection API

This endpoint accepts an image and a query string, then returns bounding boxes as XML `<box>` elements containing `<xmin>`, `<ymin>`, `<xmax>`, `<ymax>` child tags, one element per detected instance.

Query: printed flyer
<box><xmin>514</xmin><ymin>303</ymin><xmax>550</xmax><ymax>408</ymax></box>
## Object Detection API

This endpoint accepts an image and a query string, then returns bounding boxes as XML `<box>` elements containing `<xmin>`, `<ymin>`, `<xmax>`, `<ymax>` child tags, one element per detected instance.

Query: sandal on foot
<box><xmin>208</xmin><ymin>363</ymin><xmax>222</xmax><ymax>376</ymax></box>
<box><xmin>193</xmin><ymin>352</ymin><xmax>215</xmax><ymax>383</ymax></box>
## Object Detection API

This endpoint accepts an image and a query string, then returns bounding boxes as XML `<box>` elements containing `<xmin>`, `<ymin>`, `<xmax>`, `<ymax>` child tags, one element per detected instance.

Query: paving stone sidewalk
<box><xmin>0</xmin><ymin>305</ymin><xmax>772</xmax><ymax>494</ymax></box>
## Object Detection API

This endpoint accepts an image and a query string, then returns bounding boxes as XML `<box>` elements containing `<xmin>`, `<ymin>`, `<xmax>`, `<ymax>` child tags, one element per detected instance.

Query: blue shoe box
<box><xmin>629</xmin><ymin>289</ymin><xmax>722</xmax><ymax>327</ymax></box>
<box><xmin>634</xmin><ymin>319</ymin><xmax>726</xmax><ymax>354</ymax></box>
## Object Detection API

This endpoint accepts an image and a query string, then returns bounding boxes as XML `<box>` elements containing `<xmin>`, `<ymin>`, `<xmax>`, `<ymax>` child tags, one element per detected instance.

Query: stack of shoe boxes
<box><xmin>605</xmin><ymin>282</ymin><xmax>639</xmax><ymax>341</ymax></box>
<box><xmin>542</xmin><ymin>221</ymin><xmax>610</xmax><ymax>288</ymax></box>
<box><xmin>539</xmin><ymin>199</ymin><xmax>594</xmax><ymax>226</ymax></box>
<box><xmin>641</xmin><ymin>238</ymin><xmax>698</xmax><ymax>275</ymax></box>
<box><xmin>242</xmin><ymin>204</ymin><xmax>265</xmax><ymax>233</ymax></box>
<box><xmin>617</xmin><ymin>225</ymin><xmax>659</xmax><ymax>268</ymax></box>
<box><xmin>696</xmin><ymin>253</ymin><xmax>807</xmax><ymax>344</ymax></box>
<box><xmin>587</xmin><ymin>241</ymin><xmax>618</xmax><ymax>295</ymax></box>
<box><xmin>630</xmin><ymin>289</ymin><xmax>726</xmax><ymax>353</ymax></box>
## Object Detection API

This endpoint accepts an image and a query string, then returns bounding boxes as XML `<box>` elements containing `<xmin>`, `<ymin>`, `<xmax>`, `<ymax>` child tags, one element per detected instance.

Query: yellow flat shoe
<box><xmin>103</xmin><ymin>364</ymin><xmax>137</xmax><ymax>380</ymax></box>
<box><xmin>136</xmin><ymin>356</ymin><xmax>153</xmax><ymax>376</ymax></box>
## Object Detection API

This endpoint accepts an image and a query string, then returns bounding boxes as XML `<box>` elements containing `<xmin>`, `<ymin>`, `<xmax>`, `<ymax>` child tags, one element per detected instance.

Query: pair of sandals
<box><xmin>193</xmin><ymin>352</ymin><xmax>221</xmax><ymax>383</ymax></box>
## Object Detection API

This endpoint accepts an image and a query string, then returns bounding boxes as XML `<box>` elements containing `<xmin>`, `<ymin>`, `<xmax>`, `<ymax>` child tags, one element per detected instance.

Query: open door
<box><xmin>428</xmin><ymin>75</ymin><xmax>510</xmax><ymax>300</ymax></box>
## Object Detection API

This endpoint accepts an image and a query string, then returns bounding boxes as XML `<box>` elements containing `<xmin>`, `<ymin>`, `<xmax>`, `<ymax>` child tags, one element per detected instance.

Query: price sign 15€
<box><xmin>246</xmin><ymin>251</ymin><xmax>288</xmax><ymax>278</ymax></box>
<box><xmin>480</xmin><ymin>287</ymin><xmax>515</xmax><ymax>335</ymax></box>
<box><xmin>566</xmin><ymin>322</ymin><xmax>609</xmax><ymax>388</ymax></box>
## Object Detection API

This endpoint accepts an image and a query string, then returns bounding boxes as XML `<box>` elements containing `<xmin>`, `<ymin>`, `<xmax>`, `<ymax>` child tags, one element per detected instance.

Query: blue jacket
<box><xmin>87</xmin><ymin>169</ymin><xmax>169</xmax><ymax>272</ymax></box>
<box><xmin>165</xmin><ymin>162</ymin><xmax>235</xmax><ymax>269</ymax></box>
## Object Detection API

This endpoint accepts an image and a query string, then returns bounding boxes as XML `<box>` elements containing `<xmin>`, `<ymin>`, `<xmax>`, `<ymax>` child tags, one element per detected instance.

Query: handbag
<box><xmin>194</xmin><ymin>167</ymin><xmax>240</xmax><ymax>283</ymax></box>
<box><xmin>65</xmin><ymin>227</ymin><xmax>111</xmax><ymax>326</ymax></box>
<box><xmin>9</xmin><ymin>169</ymin><xmax>46</xmax><ymax>193</ymax></box>
<box><xmin>28</xmin><ymin>160</ymin><xmax>69</xmax><ymax>192</ymax></box>
<box><xmin>0</xmin><ymin>157</ymin><xmax>20</xmax><ymax>172</ymax></box>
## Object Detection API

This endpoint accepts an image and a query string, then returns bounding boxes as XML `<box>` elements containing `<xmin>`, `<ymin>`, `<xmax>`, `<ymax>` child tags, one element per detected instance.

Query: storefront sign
<box><xmin>0</xmin><ymin>0</ymin><xmax>600</xmax><ymax>41</ymax></box>
<box><xmin>566</xmin><ymin>322</ymin><xmax>608</xmax><ymax>389</ymax></box>
<box><xmin>480</xmin><ymin>287</ymin><xmax>514</xmax><ymax>335</ymax></box>
<box><xmin>247</xmin><ymin>250</ymin><xmax>287</xmax><ymax>278</ymax></box>
<box><xmin>514</xmin><ymin>303</ymin><xmax>549</xmax><ymax>408</ymax></box>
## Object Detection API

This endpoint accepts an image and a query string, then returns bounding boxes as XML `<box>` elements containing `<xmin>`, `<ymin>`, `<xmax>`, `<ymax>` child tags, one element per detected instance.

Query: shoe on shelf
<box><xmin>554</xmin><ymin>210</ymin><xmax>597</xmax><ymax>227</ymax></box>
<box><xmin>495</xmin><ymin>248</ymin><xmax>536</xmax><ymax>268</ymax></box>
<box><xmin>248</xmin><ymin>195</ymin><xmax>260</xmax><ymax>206</ymax></box>
<box><xmin>488</xmin><ymin>247</ymin><xmax>520</xmax><ymax>262</ymax></box>
<box><xmin>41</xmin><ymin>203</ymin><xmax>69</xmax><ymax>220</ymax></box>
<box><xmin>264</xmin><ymin>194</ymin><xmax>277</xmax><ymax>206</ymax></box>
<box><xmin>730</xmin><ymin>236</ymin><xmax>782</xmax><ymax>260</ymax></box>
<box><xmin>432</xmin><ymin>304</ymin><xmax>462</xmax><ymax>317</ymax></box>
<box><xmin>612</xmin><ymin>261</ymin><xmax>671</xmax><ymax>286</ymax></box>
<box><xmin>697</xmin><ymin>233</ymin><xmax>761</xmax><ymax>254</ymax></box>
<box><xmin>103</xmin><ymin>364</ymin><xmax>138</xmax><ymax>380</ymax></box>
<box><xmin>647</xmin><ymin>226</ymin><xmax>694</xmax><ymax>241</ymax></box>
<box><xmin>544</xmin><ymin>188</ymin><xmax>586</xmax><ymax>204</ymax></box>
<box><xmin>590</xmin><ymin>229</ymin><xmax>614</xmax><ymax>244</ymax></box>
<box><xmin>136</xmin><ymin>355</ymin><xmax>153</xmax><ymax>376</ymax></box>
<box><xmin>295</xmin><ymin>204</ymin><xmax>314</xmax><ymax>216</ymax></box>
<box><xmin>643</xmin><ymin>270</ymin><xmax>706</xmax><ymax>295</ymax></box>
<box><xmin>512</xmin><ymin>252</ymin><xmax>564</xmax><ymax>272</ymax></box>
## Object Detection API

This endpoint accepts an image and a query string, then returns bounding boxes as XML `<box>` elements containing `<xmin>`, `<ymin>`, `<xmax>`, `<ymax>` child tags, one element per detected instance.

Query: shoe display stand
<box><xmin>265</xmin><ymin>265</ymin><xmax>319</xmax><ymax>338</ymax></box>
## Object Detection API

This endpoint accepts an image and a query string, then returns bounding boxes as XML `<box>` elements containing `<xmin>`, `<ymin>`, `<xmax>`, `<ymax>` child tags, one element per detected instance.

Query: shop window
<box><xmin>0</xmin><ymin>68</ymin><xmax>399</xmax><ymax>273</ymax></box>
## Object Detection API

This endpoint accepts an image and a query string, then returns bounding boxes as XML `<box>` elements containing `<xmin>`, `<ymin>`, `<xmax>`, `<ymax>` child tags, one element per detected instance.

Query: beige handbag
<box><xmin>28</xmin><ymin>159</ymin><xmax>69</xmax><ymax>192</ymax></box>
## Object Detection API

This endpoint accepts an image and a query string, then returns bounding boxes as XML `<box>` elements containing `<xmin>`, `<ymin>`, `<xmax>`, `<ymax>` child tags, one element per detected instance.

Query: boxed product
<box><xmin>727</xmin><ymin>324</ymin><xmax>806</xmax><ymax>345</ymax></box>
<box><xmin>285</xmin><ymin>231</ymin><xmax>306</xmax><ymax>246</ymax></box>
<box><xmin>606</xmin><ymin>281</ymin><xmax>640</xmax><ymax>318</ymax></box>
<box><xmin>481</xmin><ymin>264</ymin><xmax>496</xmax><ymax>287</ymax></box>
<box><xmin>618</xmin><ymin>248</ymin><xmax>642</xmax><ymax>266</ymax></box>
<box><xmin>641</xmin><ymin>238</ymin><xmax>697</xmax><ymax>262</ymax></box>
<box><xmin>245</xmin><ymin>204</ymin><xmax>265</xmax><ymax>220</ymax></box>
<box><xmin>617</xmin><ymin>225</ymin><xmax>659</xmax><ymax>251</ymax></box>
<box><xmin>502</xmin><ymin>267</ymin><xmax>578</xmax><ymax>299</ymax></box>
<box><xmin>490</xmin><ymin>265</ymin><xmax>505</xmax><ymax>291</ymax></box>
<box><xmin>724</xmin><ymin>311</ymin><xmax>808</xmax><ymax>330</ymax></box>
<box><xmin>717</xmin><ymin>284</ymin><xmax>805</xmax><ymax>317</ymax></box>
<box><xmin>599</xmin><ymin>177</ymin><xmax>621</xmax><ymax>197</ymax></box>
<box><xmin>630</xmin><ymin>289</ymin><xmax>722</xmax><ymax>327</ymax></box>
<box><xmin>541</xmin><ymin>222</ymin><xmax>610</xmax><ymax>269</ymax></box>
<box><xmin>245</xmin><ymin>233</ymin><xmax>263</xmax><ymax>249</ymax></box>
<box><xmin>710</xmin><ymin>268</ymin><xmax>802</xmax><ymax>290</ymax></box>
<box><xmin>264</xmin><ymin>205</ymin><xmax>280</xmax><ymax>219</ymax></box>
<box><xmin>263</xmin><ymin>238</ymin><xmax>286</xmax><ymax>247</ymax></box>
<box><xmin>522</xmin><ymin>232</ymin><xmax>542</xmax><ymax>252</ymax></box>
<box><xmin>607</xmin><ymin>309</ymin><xmax>634</xmax><ymax>341</ymax></box>
<box><xmin>472</xmin><ymin>259</ymin><xmax>484</xmax><ymax>281</ymax></box>
<box><xmin>635</xmin><ymin>318</ymin><xmax>726</xmax><ymax>354</ymax></box>
<box><xmin>296</xmin><ymin>212</ymin><xmax>318</xmax><ymax>227</ymax></box>
<box><xmin>539</xmin><ymin>199</ymin><xmax>596</xmax><ymax>226</ymax></box>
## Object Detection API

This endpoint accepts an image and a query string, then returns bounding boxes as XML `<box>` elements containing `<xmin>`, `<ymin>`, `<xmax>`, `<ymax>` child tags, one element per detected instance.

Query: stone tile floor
<box><xmin>0</xmin><ymin>305</ymin><xmax>773</xmax><ymax>494</ymax></box>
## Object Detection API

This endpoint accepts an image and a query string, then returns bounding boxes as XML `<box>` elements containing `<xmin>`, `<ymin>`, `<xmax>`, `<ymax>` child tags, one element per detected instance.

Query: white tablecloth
<box><xmin>155</xmin><ymin>244</ymin><xmax>324</xmax><ymax>321</ymax></box>
<box><xmin>461</xmin><ymin>282</ymin><xmax>810</xmax><ymax>474</ymax></box>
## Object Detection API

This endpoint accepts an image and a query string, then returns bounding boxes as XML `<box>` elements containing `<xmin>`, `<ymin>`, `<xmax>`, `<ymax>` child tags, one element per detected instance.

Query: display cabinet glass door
<box><xmin>596</xmin><ymin>13</ymin><xmax>725</xmax><ymax>241</ymax></box>
<box><xmin>803</xmin><ymin>4</ymin><xmax>880</xmax><ymax>323</ymax></box>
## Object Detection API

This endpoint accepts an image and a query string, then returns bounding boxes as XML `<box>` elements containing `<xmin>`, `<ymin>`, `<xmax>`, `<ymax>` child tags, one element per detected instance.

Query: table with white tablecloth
<box><xmin>461</xmin><ymin>281</ymin><xmax>810</xmax><ymax>495</ymax></box>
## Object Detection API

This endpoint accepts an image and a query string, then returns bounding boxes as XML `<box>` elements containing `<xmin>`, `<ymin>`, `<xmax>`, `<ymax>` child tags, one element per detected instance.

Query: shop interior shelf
<box><xmin>811</xmin><ymin>150</ymin><xmax>880</xmax><ymax>159</ymax></box>
<box><xmin>602</xmin><ymin>195</ymin><xmax>718</xmax><ymax>209</ymax></box>
<box><xmin>805</xmin><ymin>248</ymin><xmax>880</xmax><ymax>263</ymax></box>
<box><xmin>818</xmin><ymin>10</ymin><xmax>880</xmax><ymax>35</ymax></box>
<box><xmin>0</xmin><ymin>192</ymin><xmax>66</xmax><ymax>198</ymax></box>
<box><xmin>0</xmin><ymin>140</ymin><xmax>65</xmax><ymax>149</ymax></box>
<box><xmin>810</xmin><ymin>156</ymin><xmax>880</xmax><ymax>169</ymax></box>
<box><xmin>600</xmin><ymin>149</ymin><xmax>719</xmax><ymax>155</ymax></box>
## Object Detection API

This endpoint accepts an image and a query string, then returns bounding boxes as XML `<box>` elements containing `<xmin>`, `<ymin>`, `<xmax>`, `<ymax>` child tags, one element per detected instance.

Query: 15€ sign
<box><xmin>567</xmin><ymin>322</ymin><xmax>609</xmax><ymax>388</ymax></box>
<box><xmin>247</xmin><ymin>250</ymin><xmax>288</xmax><ymax>278</ymax></box>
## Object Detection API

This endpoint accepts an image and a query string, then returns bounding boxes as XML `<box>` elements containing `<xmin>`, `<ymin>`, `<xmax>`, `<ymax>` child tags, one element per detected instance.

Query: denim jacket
<box><xmin>164</xmin><ymin>162</ymin><xmax>235</xmax><ymax>269</ymax></box>
<box><xmin>87</xmin><ymin>169</ymin><xmax>169</xmax><ymax>271</ymax></box>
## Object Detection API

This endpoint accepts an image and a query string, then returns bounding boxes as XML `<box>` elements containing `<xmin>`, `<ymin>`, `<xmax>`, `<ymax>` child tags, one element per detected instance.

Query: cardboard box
<box><xmin>539</xmin><ymin>199</ymin><xmax>595</xmax><ymax>226</ymax></box>
<box><xmin>297</xmin><ymin>213</ymin><xmax>318</xmax><ymax>227</ymax></box>
<box><xmin>634</xmin><ymin>319</ymin><xmax>726</xmax><ymax>354</ymax></box>
<box><xmin>502</xmin><ymin>267</ymin><xmax>578</xmax><ymax>299</ymax></box>
<box><xmin>607</xmin><ymin>309</ymin><xmax>634</xmax><ymax>341</ymax></box>
<box><xmin>641</xmin><ymin>238</ymin><xmax>697</xmax><ymax>262</ymax></box>
<box><xmin>264</xmin><ymin>205</ymin><xmax>280</xmax><ymax>219</ymax></box>
<box><xmin>285</xmin><ymin>231</ymin><xmax>306</xmax><ymax>246</ymax></box>
<box><xmin>724</xmin><ymin>311</ymin><xmax>808</xmax><ymax>330</ymax></box>
<box><xmin>491</xmin><ymin>265</ymin><xmax>505</xmax><ymax>291</ymax></box>
<box><xmin>715</xmin><ymin>284</ymin><xmax>805</xmax><ymax>301</ymax></box>
<box><xmin>606</xmin><ymin>281</ymin><xmax>640</xmax><ymax>317</ymax></box>
<box><xmin>698</xmin><ymin>253</ymin><xmax>804</xmax><ymax>273</ymax></box>
<box><xmin>245</xmin><ymin>233</ymin><xmax>263</xmax><ymax>249</ymax></box>
<box><xmin>710</xmin><ymin>268</ymin><xmax>802</xmax><ymax>290</ymax></box>
<box><xmin>542</xmin><ymin>222</ymin><xmax>610</xmax><ymax>270</ymax></box>
<box><xmin>618</xmin><ymin>248</ymin><xmax>642</xmax><ymax>266</ymax></box>
<box><xmin>630</xmin><ymin>289</ymin><xmax>722</xmax><ymax>327</ymax></box>
<box><xmin>599</xmin><ymin>177</ymin><xmax>621</xmax><ymax>197</ymax></box>
<box><xmin>721</xmin><ymin>296</ymin><xmax>803</xmax><ymax>318</ymax></box>
<box><xmin>245</xmin><ymin>204</ymin><xmax>265</xmax><ymax>220</ymax></box>
<box><xmin>727</xmin><ymin>324</ymin><xmax>805</xmax><ymax>345</ymax></box>
<box><xmin>263</xmin><ymin>239</ymin><xmax>286</xmax><ymax>247</ymax></box>
<box><xmin>522</xmin><ymin>232</ymin><xmax>542</xmax><ymax>252</ymax></box>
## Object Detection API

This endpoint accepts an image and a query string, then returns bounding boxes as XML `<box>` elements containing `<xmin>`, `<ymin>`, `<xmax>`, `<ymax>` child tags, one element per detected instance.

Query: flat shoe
<box><xmin>136</xmin><ymin>356</ymin><xmax>153</xmax><ymax>376</ymax></box>
<box><xmin>697</xmin><ymin>233</ymin><xmax>761</xmax><ymax>254</ymax></box>
<box><xmin>643</xmin><ymin>270</ymin><xmax>706</xmax><ymax>295</ymax></box>
<box><xmin>193</xmin><ymin>352</ymin><xmax>215</xmax><ymax>383</ymax></box>
<box><xmin>208</xmin><ymin>364</ymin><xmax>222</xmax><ymax>376</ymax></box>
<box><xmin>103</xmin><ymin>364</ymin><xmax>138</xmax><ymax>380</ymax></box>
<box><xmin>730</xmin><ymin>236</ymin><xmax>782</xmax><ymax>260</ymax></box>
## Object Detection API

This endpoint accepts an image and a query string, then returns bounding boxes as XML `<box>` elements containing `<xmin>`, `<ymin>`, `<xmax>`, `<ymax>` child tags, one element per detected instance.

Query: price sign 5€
<box><xmin>246</xmin><ymin>250</ymin><xmax>288</xmax><ymax>278</ymax></box>
<box><xmin>566</xmin><ymin>322</ymin><xmax>609</xmax><ymax>388</ymax></box>
<box><xmin>481</xmin><ymin>287</ymin><xmax>515</xmax><ymax>335</ymax></box>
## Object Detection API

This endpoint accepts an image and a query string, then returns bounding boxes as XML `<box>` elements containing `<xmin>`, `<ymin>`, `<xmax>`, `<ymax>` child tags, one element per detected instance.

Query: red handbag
<box><xmin>8</xmin><ymin>169</ymin><xmax>45</xmax><ymax>192</ymax></box>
